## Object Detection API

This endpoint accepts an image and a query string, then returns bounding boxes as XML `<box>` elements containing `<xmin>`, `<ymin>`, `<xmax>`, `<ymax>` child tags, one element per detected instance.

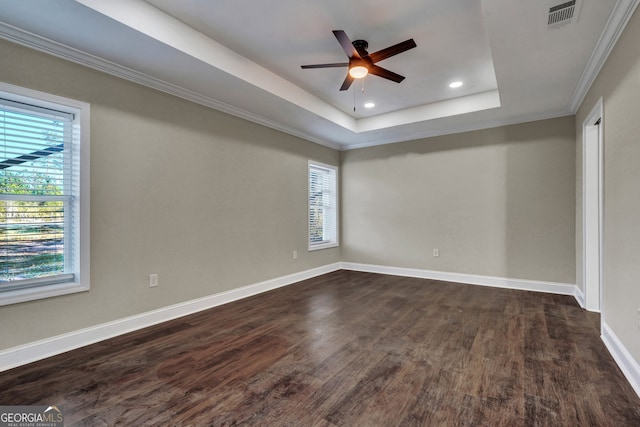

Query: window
<box><xmin>308</xmin><ymin>161</ymin><xmax>338</xmax><ymax>250</ymax></box>
<box><xmin>0</xmin><ymin>82</ymin><xmax>89</xmax><ymax>306</ymax></box>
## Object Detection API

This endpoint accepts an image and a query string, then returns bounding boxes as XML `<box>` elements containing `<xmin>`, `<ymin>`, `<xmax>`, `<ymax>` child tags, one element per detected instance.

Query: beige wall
<box><xmin>576</xmin><ymin>7</ymin><xmax>640</xmax><ymax>361</ymax></box>
<box><xmin>342</xmin><ymin>117</ymin><xmax>576</xmax><ymax>284</ymax></box>
<box><xmin>0</xmin><ymin>39</ymin><xmax>340</xmax><ymax>350</ymax></box>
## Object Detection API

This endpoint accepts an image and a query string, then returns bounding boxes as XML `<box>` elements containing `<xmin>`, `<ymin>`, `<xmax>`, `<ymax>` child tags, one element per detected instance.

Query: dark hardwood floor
<box><xmin>1</xmin><ymin>270</ymin><xmax>639</xmax><ymax>426</ymax></box>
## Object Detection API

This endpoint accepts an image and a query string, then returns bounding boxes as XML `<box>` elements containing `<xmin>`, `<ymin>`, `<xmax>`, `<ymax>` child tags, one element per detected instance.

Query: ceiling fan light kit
<box><xmin>349</xmin><ymin>65</ymin><xmax>368</xmax><ymax>79</ymax></box>
<box><xmin>301</xmin><ymin>30</ymin><xmax>417</xmax><ymax>91</ymax></box>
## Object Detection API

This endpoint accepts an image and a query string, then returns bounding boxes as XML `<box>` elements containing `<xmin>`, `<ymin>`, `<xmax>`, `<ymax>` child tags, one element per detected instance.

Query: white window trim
<box><xmin>0</xmin><ymin>82</ymin><xmax>90</xmax><ymax>306</ymax></box>
<box><xmin>308</xmin><ymin>160</ymin><xmax>339</xmax><ymax>251</ymax></box>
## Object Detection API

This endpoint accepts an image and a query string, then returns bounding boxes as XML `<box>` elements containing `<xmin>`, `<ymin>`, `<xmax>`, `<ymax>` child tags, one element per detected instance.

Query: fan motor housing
<box><xmin>353</xmin><ymin>40</ymin><xmax>369</xmax><ymax>55</ymax></box>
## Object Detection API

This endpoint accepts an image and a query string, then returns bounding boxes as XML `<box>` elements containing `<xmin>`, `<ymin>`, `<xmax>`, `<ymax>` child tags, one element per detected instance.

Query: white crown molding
<box><xmin>3</xmin><ymin>0</ymin><xmax>632</xmax><ymax>153</ymax></box>
<box><xmin>0</xmin><ymin>263</ymin><xmax>342</xmax><ymax>372</ymax></box>
<box><xmin>0</xmin><ymin>15</ymin><xmax>598</xmax><ymax>154</ymax></box>
<box><xmin>569</xmin><ymin>0</ymin><xmax>640</xmax><ymax>113</ymax></box>
<box><xmin>0</xmin><ymin>21</ymin><xmax>343</xmax><ymax>151</ymax></box>
<box><xmin>355</xmin><ymin>90</ymin><xmax>502</xmax><ymax>133</ymax></box>
<box><xmin>343</xmin><ymin>109</ymin><xmax>575</xmax><ymax>151</ymax></box>
<box><xmin>341</xmin><ymin>262</ymin><xmax>579</xmax><ymax>297</ymax></box>
<box><xmin>601</xmin><ymin>321</ymin><xmax>640</xmax><ymax>399</ymax></box>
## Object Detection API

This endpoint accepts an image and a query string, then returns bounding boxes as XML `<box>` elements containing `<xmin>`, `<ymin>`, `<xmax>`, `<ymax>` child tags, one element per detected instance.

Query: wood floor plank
<box><xmin>1</xmin><ymin>270</ymin><xmax>639</xmax><ymax>426</ymax></box>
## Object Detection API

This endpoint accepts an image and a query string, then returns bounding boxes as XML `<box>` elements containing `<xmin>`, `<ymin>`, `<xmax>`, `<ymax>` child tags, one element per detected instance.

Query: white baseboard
<box><xmin>341</xmin><ymin>262</ymin><xmax>578</xmax><ymax>297</ymax></box>
<box><xmin>601</xmin><ymin>321</ymin><xmax>640</xmax><ymax>399</ymax></box>
<box><xmin>0</xmin><ymin>263</ymin><xmax>342</xmax><ymax>372</ymax></box>
<box><xmin>0</xmin><ymin>261</ymin><xmax>593</xmax><ymax>373</ymax></box>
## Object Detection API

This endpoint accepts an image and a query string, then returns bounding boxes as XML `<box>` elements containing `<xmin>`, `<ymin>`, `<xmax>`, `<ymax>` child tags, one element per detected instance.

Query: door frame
<box><xmin>582</xmin><ymin>97</ymin><xmax>604</xmax><ymax>313</ymax></box>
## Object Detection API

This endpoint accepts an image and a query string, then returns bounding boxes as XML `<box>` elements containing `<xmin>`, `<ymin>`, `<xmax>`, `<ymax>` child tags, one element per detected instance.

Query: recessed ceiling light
<box><xmin>449</xmin><ymin>81</ymin><xmax>463</xmax><ymax>88</ymax></box>
<box><xmin>364</xmin><ymin>102</ymin><xmax>375</xmax><ymax>108</ymax></box>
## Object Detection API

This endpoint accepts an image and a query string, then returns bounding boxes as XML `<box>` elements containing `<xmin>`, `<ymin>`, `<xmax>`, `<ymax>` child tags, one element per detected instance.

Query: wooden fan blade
<box><xmin>333</xmin><ymin>30</ymin><xmax>360</xmax><ymax>58</ymax></box>
<box><xmin>368</xmin><ymin>65</ymin><xmax>405</xmax><ymax>83</ymax></box>
<box><xmin>369</xmin><ymin>39</ymin><xmax>417</xmax><ymax>63</ymax></box>
<box><xmin>339</xmin><ymin>73</ymin><xmax>355</xmax><ymax>91</ymax></box>
<box><xmin>301</xmin><ymin>63</ymin><xmax>349</xmax><ymax>69</ymax></box>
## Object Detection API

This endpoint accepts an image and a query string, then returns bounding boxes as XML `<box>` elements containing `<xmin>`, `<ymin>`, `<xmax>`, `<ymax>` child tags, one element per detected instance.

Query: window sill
<box><xmin>308</xmin><ymin>242</ymin><xmax>339</xmax><ymax>251</ymax></box>
<box><xmin>0</xmin><ymin>281</ymin><xmax>89</xmax><ymax>307</ymax></box>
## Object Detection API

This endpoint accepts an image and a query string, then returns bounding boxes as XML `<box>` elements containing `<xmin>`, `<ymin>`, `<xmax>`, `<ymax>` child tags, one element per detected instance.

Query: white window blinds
<box><xmin>0</xmin><ymin>98</ymin><xmax>75</xmax><ymax>290</ymax></box>
<box><xmin>308</xmin><ymin>162</ymin><xmax>338</xmax><ymax>250</ymax></box>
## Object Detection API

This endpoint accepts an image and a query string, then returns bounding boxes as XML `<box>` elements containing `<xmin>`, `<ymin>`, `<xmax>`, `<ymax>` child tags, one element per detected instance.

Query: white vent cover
<box><xmin>548</xmin><ymin>0</ymin><xmax>582</xmax><ymax>28</ymax></box>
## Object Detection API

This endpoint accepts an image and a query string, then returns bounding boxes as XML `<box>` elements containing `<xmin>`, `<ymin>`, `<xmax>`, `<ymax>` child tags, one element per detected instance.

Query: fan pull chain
<box><xmin>353</xmin><ymin>79</ymin><xmax>366</xmax><ymax>112</ymax></box>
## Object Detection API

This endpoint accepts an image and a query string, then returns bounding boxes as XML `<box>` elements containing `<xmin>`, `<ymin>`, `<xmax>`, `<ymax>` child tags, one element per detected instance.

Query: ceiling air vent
<box><xmin>548</xmin><ymin>0</ymin><xmax>582</xmax><ymax>29</ymax></box>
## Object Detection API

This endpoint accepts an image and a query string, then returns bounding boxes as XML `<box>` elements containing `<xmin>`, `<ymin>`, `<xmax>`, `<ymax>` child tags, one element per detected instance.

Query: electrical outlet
<box><xmin>149</xmin><ymin>273</ymin><xmax>158</xmax><ymax>288</ymax></box>
<box><xmin>293</xmin><ymin>250</ymin><xmax>298</xmax><ymax>259</ymax></box>
<box><xmin>433</xmin><ymin>249</ymin><xmax>440</xmax><ymax>257</ymax></box>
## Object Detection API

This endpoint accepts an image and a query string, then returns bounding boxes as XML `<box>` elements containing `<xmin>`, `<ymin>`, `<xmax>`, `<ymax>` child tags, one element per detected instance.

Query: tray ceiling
<box><xmin>0</xmin><ymin>0</ymin><xmax>632</xmax><ymax>149</ymax></box>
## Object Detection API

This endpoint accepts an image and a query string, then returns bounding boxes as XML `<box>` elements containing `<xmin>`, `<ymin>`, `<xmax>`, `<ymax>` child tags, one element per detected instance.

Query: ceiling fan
<box><xmin>301</xmin><ymin>30</ymin><xmax>417</xmax><ymax>91</ymax></box>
